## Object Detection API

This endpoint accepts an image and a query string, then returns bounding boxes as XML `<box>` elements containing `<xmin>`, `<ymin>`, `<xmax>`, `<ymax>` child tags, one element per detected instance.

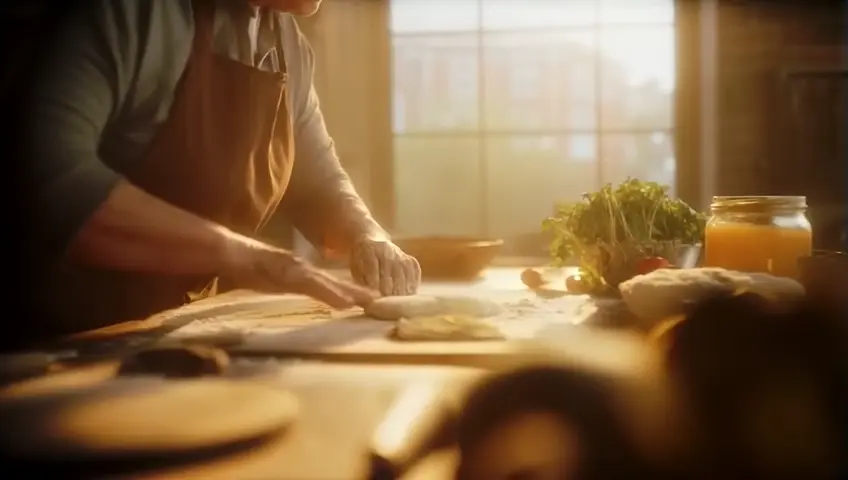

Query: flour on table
<box><xmin>364</xmin><ymin>295</ymin><xmax>502</xmax><ymax>321</ymax></box>
<box><xmin>368</xmin><ymin>293</ymin><xmax>599</xmax><ymax>341</ymax></box>
<box><xmin>159</xmin><ymin>290</ymin><xmax>611</xmax><ymax>345</ymax></box>
<box><xmin>619</xmin><ymin>267</ymin><xmax>806</xmax><ymax>328</ymax></box>
<box><xmin>391</xmin><ymin>315</ymin><xmax>506</xmax><ymax>341</ymax></box>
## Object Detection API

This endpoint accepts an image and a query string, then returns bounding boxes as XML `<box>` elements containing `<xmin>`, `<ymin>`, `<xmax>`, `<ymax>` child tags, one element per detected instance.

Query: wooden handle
<box><xmin>369</xmin><ymin>382</ymin><xmax>457</xmax><ymax>479</ymax></box>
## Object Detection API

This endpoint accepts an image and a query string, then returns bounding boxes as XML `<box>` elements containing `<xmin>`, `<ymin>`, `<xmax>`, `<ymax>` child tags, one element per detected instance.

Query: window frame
<box><xmin>389</xmin><ymin>1</ymin><xmax>678</xmax><ymax>244</ymax></box>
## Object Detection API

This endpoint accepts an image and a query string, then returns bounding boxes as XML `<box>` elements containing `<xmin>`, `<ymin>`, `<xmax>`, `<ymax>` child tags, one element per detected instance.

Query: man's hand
<box><xmin>350</xmin><ymin>237</ymin><xmax>421</xmax><ymax>296</ymax></box>
<box><xmin>222</xmin><ymin>237</ymin><xmax>377</xmax><ymax>309</ymax></box>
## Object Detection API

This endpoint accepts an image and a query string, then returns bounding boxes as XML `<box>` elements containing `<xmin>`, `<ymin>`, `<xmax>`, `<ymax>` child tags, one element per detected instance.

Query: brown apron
<box><xmin>40</xmin><ymin>0</ymin><xmax>294</xmax><ymax>335</ymax></box>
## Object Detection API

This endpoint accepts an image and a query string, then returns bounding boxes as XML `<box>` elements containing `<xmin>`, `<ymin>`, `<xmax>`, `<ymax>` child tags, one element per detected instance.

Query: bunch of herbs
<box><xmin>542</xmin><ymin>179</ymin><xmax>707</xmax><ymax>290</ymax></box>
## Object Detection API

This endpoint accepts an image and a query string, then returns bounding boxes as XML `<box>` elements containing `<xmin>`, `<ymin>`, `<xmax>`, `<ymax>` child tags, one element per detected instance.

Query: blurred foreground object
<box><xmin>117</xmin><ymin>344</ymin><xmax>230</xmax><ymax>378</ymax></box>
<box><xmin>798</xmin><ymin>250</ymin><xmax>848</xmax><ymax>316</ymax></box>
<box><xmin>453</xmin><ymin>331</ymin><xmax>678</xmax><ymax>480</ymax></box>
<box><xmin>660</xmin><ymin>291</ymin><xmax>848</xmax><ymax>479</ymax></box>
<box><xmin>0</xmin><ymin>378</ymin><xmax>298</xmax><ymax>475</ymax></box>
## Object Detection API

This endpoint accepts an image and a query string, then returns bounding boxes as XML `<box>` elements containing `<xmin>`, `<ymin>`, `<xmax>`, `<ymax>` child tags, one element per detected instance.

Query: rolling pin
<box><xmin>368</xmin><ymin>382</ymin><xmax>458</xmax><ymax>480</ymax></box>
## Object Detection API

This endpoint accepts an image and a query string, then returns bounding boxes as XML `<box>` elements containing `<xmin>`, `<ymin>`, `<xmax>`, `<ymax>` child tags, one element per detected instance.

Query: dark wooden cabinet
<box><xmin>778</xmin><ymin>68</ymin><xmax>847</xmax><ymax>250</ymax></box>
<box><xmin>714</xmin><ymin>1</ymin><xmax>847</xmax><ymax>250</ymax></box>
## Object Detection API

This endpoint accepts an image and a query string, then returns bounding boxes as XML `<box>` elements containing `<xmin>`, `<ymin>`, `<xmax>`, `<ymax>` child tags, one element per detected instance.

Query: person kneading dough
<box><xmin>19</xmin><ymin>0</ymin><xmax>422</xmax><ymax>344</ymax></box>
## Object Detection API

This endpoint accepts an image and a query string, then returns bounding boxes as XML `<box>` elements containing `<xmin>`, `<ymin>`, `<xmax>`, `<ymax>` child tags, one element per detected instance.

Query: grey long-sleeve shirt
<box><xmin>25</xmin><ymin>0</ymin><xmax>377</xmax><ymax>256</ymax></box>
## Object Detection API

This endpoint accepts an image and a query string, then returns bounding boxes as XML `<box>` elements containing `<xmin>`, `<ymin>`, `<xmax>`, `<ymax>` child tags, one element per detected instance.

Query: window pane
<box><xmin>481</xmin><ymin>0</ymin><xmax>597</xmax><ymax>30</ymax></box>
<box><xmin>390</xmin><ymin>0</ymin><xmax>479</xmax><ymax>33</ymax></box>
<box><xmin>600</xmin><ymin>26</ymin><xmax>674</xmax><ymax>130</ymax></box>
<box><xmin>599</xmin><ymin>0</ymin><xmax>674</xmax><ymax>24</ymax></box>
<box><xmin>392</xmin><ymin>35</ymin><xmax>480</xmax><ymax>133</ymax></box>
<box><xmin>482</xmin><ymin>31</ymin><xmax>596</xmax><ymax>131</ymax></box>
<box><xmin>601</xmin><ymin>132</ymin><xmax>676</xmax><ymax>194</ymax></box>
<box><xmin>485</xmin><ymin>134</ymin><xmax>599</xmax><ymax>237</ymax></box>
<box><xmin>393</xmin><ymin>137</ymin><xmax>482</xmax><ymax>236</ymax></box>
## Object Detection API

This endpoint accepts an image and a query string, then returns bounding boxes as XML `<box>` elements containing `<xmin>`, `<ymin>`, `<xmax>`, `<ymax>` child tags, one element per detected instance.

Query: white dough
<box><xmin>392</xmin><ymin>315</ymin><xmax>505</xmax><ymax>341</ymax></box>
<box><xmin>166</xmin><ymin>326</ymin><xmax>245</xmax><ymax>347</ymax></box>
<box><xmin>364</xmin><ymin>295</ymin><xmax>502</xmax><ymax>321</ymax></box>
<box><xmin>619</xmin><ymin>267</ymin><xmax>805</xmax><ymax>326</ymax></box>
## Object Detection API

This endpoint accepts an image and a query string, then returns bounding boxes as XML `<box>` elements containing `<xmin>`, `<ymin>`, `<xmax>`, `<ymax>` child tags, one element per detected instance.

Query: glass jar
<box><xmin>704</xmin><ymin>196</ymin><xmax>812</xmax><ymax>278</ymax></box>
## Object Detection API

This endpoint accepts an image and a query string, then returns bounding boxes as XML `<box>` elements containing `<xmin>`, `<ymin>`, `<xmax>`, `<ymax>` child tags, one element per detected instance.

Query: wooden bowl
<box><xmin>393</xmin><ymin>236</ymin><xmax>504</xmax><ymax>280</ymax></box>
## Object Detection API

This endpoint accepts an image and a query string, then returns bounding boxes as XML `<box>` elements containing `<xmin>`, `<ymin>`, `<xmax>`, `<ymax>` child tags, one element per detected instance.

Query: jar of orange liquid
<box><xmin>704</xmin><ymin>196</ymin><xmax>812</xmax><ymax>278</ymax></box>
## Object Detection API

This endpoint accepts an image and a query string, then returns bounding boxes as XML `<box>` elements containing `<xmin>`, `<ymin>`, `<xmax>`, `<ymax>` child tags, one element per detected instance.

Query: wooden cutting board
<box><xmin>229</xmin><ymin>318</ymin><xmax>525</xmax><ymax>366</ymax></box>
<box><xmin>3</xmin><ymin>361</ymin><xmax>476</xmax><ymax>479</ymax></box>
<box><xmin>154</xmin><ymin>289</ymin><xmax>601</xmax><ymax>367</ymax></box>
<box><xmin>0</xmin><ymin>378</ymin><xmax>298</xmax><ymax>463</ymax></box>
<box><xmin>57</xmin><ymin>267</ymin><xmax>594</xmax><ymax>367</ymax></box>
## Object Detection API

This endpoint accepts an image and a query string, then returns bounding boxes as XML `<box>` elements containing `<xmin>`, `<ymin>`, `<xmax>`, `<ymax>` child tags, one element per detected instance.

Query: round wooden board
<box><xmin>0</xmin><ymin>378</ymin><xmax>298</xmax><ymax>462</ymax></box>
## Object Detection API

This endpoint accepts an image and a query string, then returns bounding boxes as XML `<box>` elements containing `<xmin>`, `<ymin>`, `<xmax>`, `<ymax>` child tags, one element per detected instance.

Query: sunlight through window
<box><xmin>390</xmin><ymin>0</ymin><xmax>676</xmax><ymax>239</ymax></box>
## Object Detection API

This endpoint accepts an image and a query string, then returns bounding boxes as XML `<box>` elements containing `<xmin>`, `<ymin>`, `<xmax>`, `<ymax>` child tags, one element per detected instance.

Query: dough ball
<box><xmin>392</xmin><ymin>315</ymin><xmax>505</xmax><ymax>341</ymax></box>
<box><xmin>619</xmin><ymin>268</ymin><xmax>805</xmax><ymax>326</ymax></box>
<box><xmin>459</xmin><ymin>411</ymin><xmax>580</xmax><ymax>479</ymax></box>
<box><xmin>364</xmin><ymin>295</ymin><xmax>442</xmax><ymax>320</ymax></box>
<box><xmin>364</xmin><ymin>295</ymin><xmax>502</xmax><ymax>321</ymax></box>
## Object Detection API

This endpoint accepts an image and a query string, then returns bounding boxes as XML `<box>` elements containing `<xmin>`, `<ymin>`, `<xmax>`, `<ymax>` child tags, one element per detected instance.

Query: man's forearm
<box><xmin>285</xmin><ymin>80</ymin><xmax>387</xmax><ymax>254</ymax></box>
<box><xmin>67</xmin><ymin>179</ymin><xmax>245</xmax><ymax>275</ymax></box>
<box><xmin>327</xmin><ymin>189</ymin><xmax>389</xmax><ymax>248</ymax></box>
<box><xmin>281</xmin><ymin>179</ymin><xmax>386</xmax><ymax>257</ymax></box>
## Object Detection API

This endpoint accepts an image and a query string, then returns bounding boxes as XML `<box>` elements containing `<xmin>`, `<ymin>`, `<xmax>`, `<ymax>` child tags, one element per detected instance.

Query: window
<box><xmin>390</xmin><ymin>0</ymin><xmax>676</xmax><ymax>239</ymax></box>
<box><xmin>510</xmin><ymin>65</ymin><xmax>540</xmax><ymax>101</ymax></box>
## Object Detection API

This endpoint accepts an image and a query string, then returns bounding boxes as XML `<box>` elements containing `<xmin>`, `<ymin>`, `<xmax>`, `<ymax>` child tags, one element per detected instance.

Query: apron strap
<box><xmin>190</xmin><ymin>0</ymin><xmax>216</xmax><ymax>57</ymax></box>
<box><xmin>192</xmin><ymin>1</ymin><xmax>287</xmax><ymax>79</ymax></box>
<box><xmin>274</xmin><ymin>13</ymin><xmax>287</xmax><ymax>77</ymax></box>
<box><xmin>258</xmin><ymin>11</ymin><xmax>288</xmax><ymax>79</ymax></box>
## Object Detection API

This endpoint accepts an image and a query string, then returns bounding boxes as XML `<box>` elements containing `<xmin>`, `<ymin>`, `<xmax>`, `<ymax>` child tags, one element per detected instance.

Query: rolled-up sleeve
<box><xmin>23</xmin><ymin>1</ymin><xmax>133</xmax><ymax>255</ymax></box>
<box><xmin>278</xmin><ymin>20</ymin><xmax>382</xmax><ymax>254</ymax></box>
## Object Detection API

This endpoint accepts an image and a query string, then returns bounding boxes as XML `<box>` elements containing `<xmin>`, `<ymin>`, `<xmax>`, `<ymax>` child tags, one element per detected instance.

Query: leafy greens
<box><xmin>542</xmin><ymin>179</ymin><xmax>706</xmax><ymax>289</ymax></box>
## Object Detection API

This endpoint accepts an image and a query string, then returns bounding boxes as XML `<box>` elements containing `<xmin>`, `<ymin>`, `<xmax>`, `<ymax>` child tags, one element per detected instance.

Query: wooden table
<box><xmin>5</xmin><ymin>361</ymin><xmax>477</xmax><ymax>479</ymax></box>
<box><xmin>8</xmin><ymin>266</ymin><xmax>595</xmax><ymax>479</ymax></box>
<box><xmin>156</xmin><ymin>363</ymin><xmax>475</xmax><ymax>480</ymax></box>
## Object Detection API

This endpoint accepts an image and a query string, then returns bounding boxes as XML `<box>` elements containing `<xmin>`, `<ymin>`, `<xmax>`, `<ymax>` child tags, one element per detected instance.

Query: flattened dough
<box><xmin>619</xmin><ymin>267</ymin><xmax>806</xmax><ymax>325</ymax></box>
<box><xmin>392</xmin><ymin>315</ymin><xmax>506</xmax><ymax>341</ymax></box>
<box><xmin>364</xmin><ymin>295</ymin><xmax>503</xmax><ymax>321</ymax></box>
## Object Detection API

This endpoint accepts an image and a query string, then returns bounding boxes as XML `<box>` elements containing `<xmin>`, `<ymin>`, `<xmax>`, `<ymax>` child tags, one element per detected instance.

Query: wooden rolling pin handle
<box><xmin>368</xmin><ymin>383</ymin><xmax>458</xmax><ymax>479</ymax></box>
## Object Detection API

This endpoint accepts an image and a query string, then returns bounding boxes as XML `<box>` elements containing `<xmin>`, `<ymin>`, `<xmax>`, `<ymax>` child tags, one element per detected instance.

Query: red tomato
<box><xmin>637</xmin><ymin>256</ymin><xmax>671</xmax><ymax>275</ymax></box>
<box><xmin>565</xmin><ymin>274</ymin><xmax>590</xmax><ymax>294</ymax></box>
